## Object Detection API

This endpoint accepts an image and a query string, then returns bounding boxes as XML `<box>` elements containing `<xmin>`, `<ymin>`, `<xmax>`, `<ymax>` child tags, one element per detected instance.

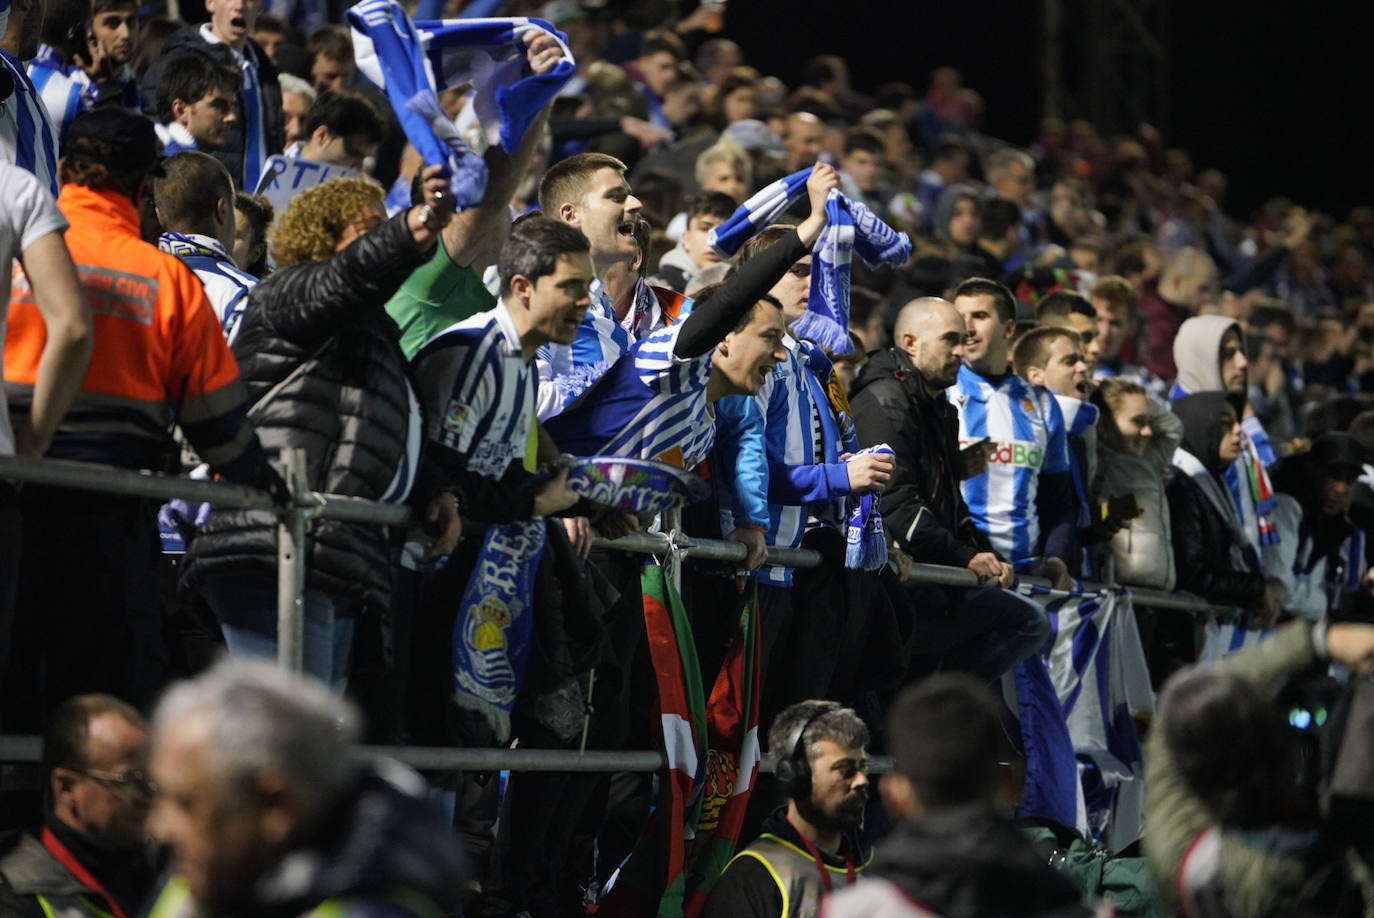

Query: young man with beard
<box><xmin>702</xmin><ymin>700</ymin><xmax>872</xmax><ymax>918</ymax></box>
<box><xmin>851</xmin><ymin>298</ymin><xmax>1049</xmax><ymax>682</ymax></box>
<box><xmin>946</xmin><ymin>277</ymin><xmax>1076</xmax><ymax>589</ymax></box>
<box><xmin>77</xmin><ymin>0</ymin><xmax>141</xmax><ymax>109</ymax></box>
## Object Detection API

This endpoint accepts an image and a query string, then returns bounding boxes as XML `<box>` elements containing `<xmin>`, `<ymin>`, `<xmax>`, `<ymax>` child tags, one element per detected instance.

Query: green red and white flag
<box><xmin>682</xmin><ymin>581</ymin><xmax>761</xmax><ymax>917</ymax></box>
<box><xmin>590</xmin><ymin>565</ymin><xmax>760</xmax><ymax>918</ymax></box>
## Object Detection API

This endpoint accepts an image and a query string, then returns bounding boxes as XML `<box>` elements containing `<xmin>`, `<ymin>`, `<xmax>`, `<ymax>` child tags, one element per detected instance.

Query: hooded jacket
<box><xmin>1269</xmin><ymin>432</ymin><xmax>1373</xmax><ymax>618</ymax></box>
<box><xmin>1095</xmin><ymin>396</ymin><xmax>1182</xmax><ymax>590</ymax></box>
<box><xmin>1171</xmin><ymin>314</ymin><xmax>1240</xmax><ymax>395</ymax></box>
<box><xmin>821</xmin><ymin>806</ymin><xmax>1094</xmax><ymax>918</ymax></box>
<box><xmin>932</xmin><ymin>183</ymin><xmax>980</xmax><ymax>247</ymax></box>
<box><xmin>850</xmin><ymin>347</ymin><xmax>992</xmax><ymax>567</ymax></box>
<box><xmin>144</xmin><ymin>762</ymin><xmax>466</xmax><ymax>918</ymax></box>
<box><xmin>1166</xmin><ymin>392</ymin><xmax>1267</xmax><ymax>608</ymax></box>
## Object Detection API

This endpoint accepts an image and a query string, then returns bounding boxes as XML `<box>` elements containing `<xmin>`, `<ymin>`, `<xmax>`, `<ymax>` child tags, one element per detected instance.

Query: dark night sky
<box><xmin>725</xmin><ymin>1</ymin><xmax>1373</xmax><ymax>220</ymax></box>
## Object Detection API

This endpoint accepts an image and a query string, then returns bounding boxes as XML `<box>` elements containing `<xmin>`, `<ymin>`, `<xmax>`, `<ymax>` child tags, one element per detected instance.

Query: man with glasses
<box><xmin>0</xmin><ymin>694</ymin><xmax>159</xmax><ymax>917</ymax></box>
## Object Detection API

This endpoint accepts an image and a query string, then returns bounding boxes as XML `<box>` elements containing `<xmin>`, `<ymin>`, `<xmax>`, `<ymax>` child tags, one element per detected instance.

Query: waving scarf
<box><xmin>348</xmin><ymin>0</ymin><xmax>573</xmax><ymax>207</ymax></box>
<box><xmin>708</xmin><ymin>168</ymin><xmax>911</xmax><ymax>355</ymax></box>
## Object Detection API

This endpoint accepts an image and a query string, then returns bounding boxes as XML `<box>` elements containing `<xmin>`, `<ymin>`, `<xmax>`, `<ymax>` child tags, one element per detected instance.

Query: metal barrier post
<box><xmin>276</xmin><ymin>448</ymin><xmax>309</xmax><ymax>672</ymax></box>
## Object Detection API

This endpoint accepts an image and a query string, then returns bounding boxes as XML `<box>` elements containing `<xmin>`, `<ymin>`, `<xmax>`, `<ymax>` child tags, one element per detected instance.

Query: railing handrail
<box><xmin>0</xmin><ymin>734</ymin><xmax>894</xmax><ymax>774</ymax></box>
<box><xmin>0</xmin><ymin>453</ymin><xmax>1221</xmax><ymax>772</ymax></box>
<box><xmin>0</xmin><ymin>455</ymin><xmax>1218</xmax><ymax>613</ymax></box>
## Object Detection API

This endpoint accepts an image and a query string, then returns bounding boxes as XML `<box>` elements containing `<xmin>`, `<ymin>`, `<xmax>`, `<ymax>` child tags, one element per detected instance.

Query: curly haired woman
<box><xmin>183</xmin><ymin>166</ymin><xmax>463</xmax><ymax>689</ymax></box>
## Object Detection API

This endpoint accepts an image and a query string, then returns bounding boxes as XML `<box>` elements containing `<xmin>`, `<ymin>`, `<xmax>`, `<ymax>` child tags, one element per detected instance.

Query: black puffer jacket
<box><xmin>140</xmin><ymin>27</ymin><xmax>284</xmax><ymax>186</ymax></box>
<box><xmin>850</xmin><ymin>347</ymin><xmax>993</xmax><ymax>566</ymax></box>
<box><xmin>186</xmin><ymin>212</ymin><xmax>437</xmax><ymax>611</ymax></box>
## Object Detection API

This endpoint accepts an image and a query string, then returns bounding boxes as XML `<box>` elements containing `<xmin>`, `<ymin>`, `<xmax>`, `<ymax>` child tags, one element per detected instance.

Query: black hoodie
<box><xmin>846</xmin><ymin>806</ymin><xmax>1090</xmax><ymax>918</ymax></box>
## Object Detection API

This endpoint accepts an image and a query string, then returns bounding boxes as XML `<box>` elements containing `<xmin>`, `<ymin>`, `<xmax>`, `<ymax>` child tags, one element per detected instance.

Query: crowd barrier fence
<box><xmin>0</xmin><ymin>454</ymin><xmax>1213</xmax><ymax>772</ymax></box>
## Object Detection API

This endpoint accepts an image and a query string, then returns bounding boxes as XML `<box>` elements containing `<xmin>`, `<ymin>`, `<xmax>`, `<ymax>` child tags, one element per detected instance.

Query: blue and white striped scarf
<box><xmin>349</xmin><ymin>0</ymin><xmax>573</xmax><ymax>207</ymax></box>
<box><xmin>844</xmin><ymin>444</ymin><xmax>893</xmax><ymax>570</ymax></box>
<box><xmin>708</xmin><ymin>167</ymin><xmax>911</xmax><ymax>355</ymax></box>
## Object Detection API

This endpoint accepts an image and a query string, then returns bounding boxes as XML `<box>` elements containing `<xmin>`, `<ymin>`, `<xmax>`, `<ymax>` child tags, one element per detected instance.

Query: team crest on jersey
<box><xmin>443</xmin><ymin>399</ymin><xmax>469</xmax><ymax>434</ymax></box>
<box><xmin>1021</xmin><ymin>397</ymin><xmax>1036</xmax><ymax>414</ymax></box>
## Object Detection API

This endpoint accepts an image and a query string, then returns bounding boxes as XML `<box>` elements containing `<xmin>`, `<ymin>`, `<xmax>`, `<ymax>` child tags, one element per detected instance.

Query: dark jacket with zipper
<box><xmin>139</xmin><ymin>27</ymin><xmax>284</xmax><ymax>188</ymax></box>
<box><xmin>185</xmin><ymin>212</ymin><xmax>444</xmax><ymax>613</ymax></box>
<box><xmin>850</xmin><ymin>347</ymin><xmax>993</xmax><ymax>567</ymax></box>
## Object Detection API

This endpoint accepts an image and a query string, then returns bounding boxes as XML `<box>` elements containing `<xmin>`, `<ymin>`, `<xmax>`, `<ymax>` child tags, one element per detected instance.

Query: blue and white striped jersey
<box><xmin>535</xmin><ymin>277</ymin><xmax>690</xmax><ymax>419</ymax></box>
<box><xmin>198</xmin><ymin>24</ymin><xmax>266</xmax><ymax>189</ymax></box>
<box><xmin>544</xmin><ymin>321</ymin><xmax>716</xmax><ymax>469</ymax></box>
<box><xmin>27</xmin><ymin>45</ymin><xmax>86</xmax><ymax>141</ymax></box>
<box><xmin>157</xmin><ymin>232</ymin><xmax>258</xmax><ymax>343</ymax></box>
<box><xmin>1</xmin><ymin>49</ymin><xmax>60</xmax><ymax>196</ymax></box>
<box><xmin>719</xmin><ymin>336</ymin><xmax>859</xmax><ymax>584</ymax></box>
<box><xmin>946</xmin><ymin>363</ymin><xmax>1070</xmax><ymax>570</ymax></box>
<box><xmin>413</xmin><ymin>302</ymin><xmax>534</xmax><ymax>478</ymax></box>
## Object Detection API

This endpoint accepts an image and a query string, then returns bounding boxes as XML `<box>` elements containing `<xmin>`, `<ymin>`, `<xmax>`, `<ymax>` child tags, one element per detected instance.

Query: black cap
<box><xmin>64</xmin><ymin>108</ymin><xmax>163</xmax><ymax>175</ymax></box>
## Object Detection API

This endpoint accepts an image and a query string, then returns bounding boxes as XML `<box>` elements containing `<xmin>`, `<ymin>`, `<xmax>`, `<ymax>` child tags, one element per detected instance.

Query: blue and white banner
<box><xmin>1029</xmin><ymin>584</ymin><xmax>1154</xmax><ymax>852</ymax></box>
<box><xmin>253</xmin><ymin>154</ymin><xmax>362</xmax><ymax>217</ymax></box>
<box><xmin>707</xmin><ymin>168</ymin><xmax>910</xmax><ymax>355</ymax></box>
<box><xmin>564</xmin><ymin>455</ymin><xmax>709</xmax><ymax>514</ymax></box>
<box><xmin>349</xmin><ymin>0</ymin><xmax>573</xmax><ymax>208</ymax></box>
<box><xmin>452</xmin><ymin>518</ymin><xmax>546</xmax><ymax>742</ymax></box>
<box><xmin>1008</xmin><ymin>653</ymin><xmax>1085</xmax><ymax>833</ymax></box>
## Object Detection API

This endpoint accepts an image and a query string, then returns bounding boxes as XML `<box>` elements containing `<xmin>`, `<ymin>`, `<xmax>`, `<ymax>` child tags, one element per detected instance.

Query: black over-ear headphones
<box><xmin>775</xmin><ymin>705</ymin><xmax>833</xmax><ymax>800</ymax></box>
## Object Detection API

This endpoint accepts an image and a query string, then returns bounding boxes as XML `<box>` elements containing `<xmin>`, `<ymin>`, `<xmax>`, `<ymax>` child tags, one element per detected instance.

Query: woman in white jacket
<box><xmin>1092</xmin><ymin>378</ymin><xmax>1183</xmax><ymax>590</ymax></box>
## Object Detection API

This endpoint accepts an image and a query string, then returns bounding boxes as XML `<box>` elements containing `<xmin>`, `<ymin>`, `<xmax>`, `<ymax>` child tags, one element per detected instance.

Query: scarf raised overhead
<box><xmin>708</xmin><ymin>168</ymin><xmax>911</xmax><ymax>355</ymax></box>
<box><xmin>349</xmin><ymin>0</ymin><xmax>573</xmax><ymax>207</ymax></box>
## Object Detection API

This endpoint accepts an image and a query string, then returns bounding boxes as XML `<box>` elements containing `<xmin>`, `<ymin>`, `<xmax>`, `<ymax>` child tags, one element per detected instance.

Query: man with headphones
<box><xmin>702</xmin><ymin>700</ymin><xmax>873</xmax><ymax>918</ymax></box>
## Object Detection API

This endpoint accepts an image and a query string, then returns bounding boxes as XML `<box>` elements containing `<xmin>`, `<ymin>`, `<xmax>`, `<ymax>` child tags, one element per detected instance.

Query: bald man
<box><xmin>851</xmin><ymin>298</ymin><xmax>1049</xmax><ymax>682</ymax></box>
<box><xmin>783</xmin><ymin>112</ymin><xmax>824</xmax><ymax>173</ymax></box>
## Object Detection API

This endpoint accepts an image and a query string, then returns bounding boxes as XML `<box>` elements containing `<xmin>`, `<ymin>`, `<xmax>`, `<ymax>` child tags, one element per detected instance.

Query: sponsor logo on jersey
<box><xmin>960</xmin><ymin>438</ymin><xmax>1045</xmax><ymax>470</ymax></box>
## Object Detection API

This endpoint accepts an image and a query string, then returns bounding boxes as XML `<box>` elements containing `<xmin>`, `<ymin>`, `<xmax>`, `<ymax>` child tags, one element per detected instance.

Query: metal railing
<box><xmin>1</xmin><ymin>453</ymin><xmax>1213</xmax><ymax>772</ymax></box>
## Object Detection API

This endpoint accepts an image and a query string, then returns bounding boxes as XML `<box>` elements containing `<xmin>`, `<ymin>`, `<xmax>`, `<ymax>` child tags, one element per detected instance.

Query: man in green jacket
<box><xmin>1145</xmin><ymin>613</ymin><xmax>1374</xmax><ymax>916</ymax></box>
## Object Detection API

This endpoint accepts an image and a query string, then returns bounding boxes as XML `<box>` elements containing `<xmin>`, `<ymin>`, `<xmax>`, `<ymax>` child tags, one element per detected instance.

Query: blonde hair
<box><xmin>694</xmin><ymin>135</ymin><xmax>752</xmax><ymax>189</ymax></box>
<box><xmin>269</xmin><ymin>176</ymin><xmax>384</xmax><ymax>265</ymax></box>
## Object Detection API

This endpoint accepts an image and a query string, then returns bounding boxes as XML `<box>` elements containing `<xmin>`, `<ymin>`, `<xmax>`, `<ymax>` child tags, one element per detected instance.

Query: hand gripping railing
<box><xmin>0</xmin><ymin>453</ymin><xmax>1214</xmax><ymax>773</ymax></box>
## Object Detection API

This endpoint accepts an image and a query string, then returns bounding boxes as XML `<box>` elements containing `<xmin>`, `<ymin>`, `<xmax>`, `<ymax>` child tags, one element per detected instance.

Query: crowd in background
<box><xmin>5</xmin><ymin>0</ymin><xmax>1374</xmax><ymax>915</ymax></box>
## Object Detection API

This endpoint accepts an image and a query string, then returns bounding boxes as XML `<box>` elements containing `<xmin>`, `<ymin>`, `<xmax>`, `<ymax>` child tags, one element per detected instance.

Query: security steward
<box><xmin>701</xmin><ymin>700</ymin><xmax>873</xmax><ymax>918</ymax></box>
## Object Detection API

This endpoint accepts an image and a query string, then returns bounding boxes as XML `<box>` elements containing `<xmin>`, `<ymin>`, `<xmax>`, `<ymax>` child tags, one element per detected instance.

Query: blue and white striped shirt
<box><xmin>947</xmin><ymin>363</ymin><xmax>1070</xmax><ymax>571</ymax></box>
<box><xmin>414</xmin><ymin>302</ymin><xmax>534</xmax><ymax>478</ymax></box>
<box><xmin>536</xmin><ymin>276</ymin><xmax>689</xmax><ymax>419</ymax></box>
<box><xmin>1</xmin><ymin>49</ymin><xmax>60</xmax><ymax>196</ymax></box>
<box><xmin>198</xmin><ymin>24</ymin><xmax>266</xmax><ymax>188</ymax></box>
<box><xmin>545</xmin><ymin>321</ymin><xmax>716</xmax><ymax>469</ymax></box>
<box><xmin>26</xmin><ymin>45</ymin><xmax>86</xmax><ymax>142</ymax></box>
<box><xmin>157</xmin><ymin>232</ymin><xmax>258</xmax><ymax>343</ymax></box>
<box><xmin>718</xmin><ymin>336</ymin><xmax>859</xmax><ymax>585</ymax></box>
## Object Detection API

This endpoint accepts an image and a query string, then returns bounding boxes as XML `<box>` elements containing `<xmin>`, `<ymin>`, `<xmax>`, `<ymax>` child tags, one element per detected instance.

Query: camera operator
<box><xmin>1144</xmin><ymin>602</ymin><xmax>1374</xmax><ymax>916</ymax></box>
